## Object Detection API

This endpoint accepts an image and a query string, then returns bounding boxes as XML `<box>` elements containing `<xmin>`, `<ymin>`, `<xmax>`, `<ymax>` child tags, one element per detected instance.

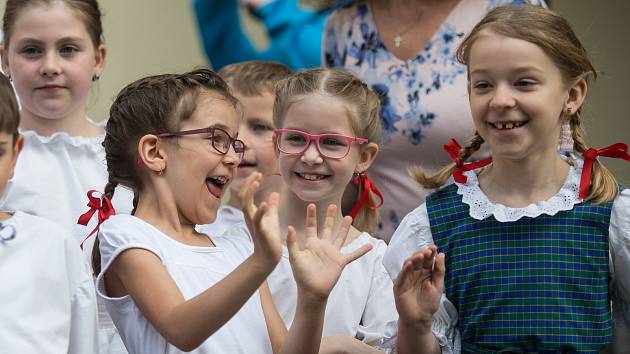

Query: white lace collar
<box><xmin>456</xmin><ymin>157</ymin><xmax>582</xmax><ymax>222</ymax></box>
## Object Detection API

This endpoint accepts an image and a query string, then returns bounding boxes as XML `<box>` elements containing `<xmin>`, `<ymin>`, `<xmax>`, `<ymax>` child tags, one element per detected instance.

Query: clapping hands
<box><xmin>241</xmin><ymin>172</ymin><xmax>283</xmax><ymax>267</ymax></box>
<box><xmin>287</xmin><ymin>204</ymin><xmax>372</xmax><ymax>302</ymax></box>
<box><xmin>394</xmin><ymin>246</ymin><xmax>445</xmax><ymax>328</ymax></box>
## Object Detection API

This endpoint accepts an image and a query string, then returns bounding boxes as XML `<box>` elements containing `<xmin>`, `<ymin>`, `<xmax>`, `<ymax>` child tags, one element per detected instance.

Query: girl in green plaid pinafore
<box><xmin>379</xmin><ymin>5</ymin><xmax>630</xmax><ymax>354</ymax></box>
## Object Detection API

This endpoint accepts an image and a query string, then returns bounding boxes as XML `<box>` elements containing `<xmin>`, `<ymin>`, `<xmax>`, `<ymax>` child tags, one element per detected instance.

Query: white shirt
<box><xmin>0</xmin><ymin>211</ymin><xmax>98</xmax><ymax>354</ymax></box>
<box><xmin>380</xmin><ymin>160</ymin><xmax>630</xmax><ymax>354</ymax></box>
<box><xmin>96</xmin><ymin>214</ymin><xmax>272</xmax><ymax>354</ymax></box>
<box><xmin>229</xmin><ymin>223</ymin><xmax>398</xmax><ymax>345</ymax></box>
<box><xmin>0</xmin><ymin>128</ymin><xmax>134</xmax><ymax>354</ymax></box>
<box><xmin>197</xmin><ymin>205</ymin><xmax>245</xmax><ymax>238</ymax></box>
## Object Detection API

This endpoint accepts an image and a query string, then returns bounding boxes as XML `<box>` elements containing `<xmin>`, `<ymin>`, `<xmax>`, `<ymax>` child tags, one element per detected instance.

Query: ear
<box><xmin>355</xmin><ymin>142</ymin><xmax>379</xmax><ymax>174</ymax></box>
<box><xmin>564</xmin><ymin>77</ymin><xmax>588</xmax><ymax>115</ymax></box>
<box><xmin>1</xmin><ymin>45</ymin><xmax>9</xmax><ymax>74</ymax></box>
<box><xmin>9</xmin><ymin>134</ymin><xmax>24</xmax><ymax>179</ymax></box>
<box><xmin>93</xmin><ymin>44</ymin><xmax>107</xmax><ymax>79</ymax></box>
<box><xmin>137</xmin><ymin>134</ymin><xmax>167</xmax><ymax>174</ymax></box>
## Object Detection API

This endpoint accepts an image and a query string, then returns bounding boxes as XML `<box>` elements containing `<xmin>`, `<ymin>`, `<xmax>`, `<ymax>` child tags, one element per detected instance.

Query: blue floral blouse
<box><xmin>323</xmin><ymin>0</ymin><xmax>547</xmax><ymax>240</ymax></box>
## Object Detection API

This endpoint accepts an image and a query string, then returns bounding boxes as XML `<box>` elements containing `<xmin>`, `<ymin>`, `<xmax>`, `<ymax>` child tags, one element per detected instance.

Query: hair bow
<box><xmin>77</xmin><ymin>190</ymin><xmax>116</xmax><ymax>250</ymax></box>
<box><xmin>350</xmin><ymin>172</ymin><xmax>384</xmax><ymax>220</ymax></box>
<box><xmin>580</xmin><ymin>143</ymin><xmax>630</xmax><ymax>199</ymax></box>
<box><xmin>444</xmin><ymin>139</ymin><xmax>492</xmax><ymax>184</ymax></box>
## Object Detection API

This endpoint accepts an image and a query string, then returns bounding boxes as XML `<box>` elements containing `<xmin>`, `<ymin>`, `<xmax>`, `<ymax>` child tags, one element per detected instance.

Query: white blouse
<box><xmin>96</xmin><ymin>214</ymin><xmax>272</xmax><ymax>354</ymax></box>
<box><xmin>381</xmin><ymin>159</ymin><xmax>630</xmax><ymax>353</ymax></box>
<box><xmin>228</xmin><ymin>223</ymin><xmax>398</xmax><ymax>346</ymax></box>
<box><xmin>0</xmin><ymin>211</ymin><xmax>98</xmax><ymax>354</ymax></box>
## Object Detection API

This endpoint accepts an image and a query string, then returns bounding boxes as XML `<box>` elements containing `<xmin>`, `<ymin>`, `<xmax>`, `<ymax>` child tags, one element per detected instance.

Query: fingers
<box><xmin>333</xmin><ymin>215</ymin><xmax>353</xmax><ymax>249</ymax></box>
<box><xmin>394</xmin><ymin>259</ymin><xmax>415</xmax><ymax>293</ymax></box>
<box><xmin>305</xmin><ymin>204</ymin><xmax>317</xmax><ymax>239</ymax></box>
<box><xmin>241</xmin><ymin>172</ymin><xmax>262</xmax><ymax>219</ymax></box>
<box><xmin>433</xmin><ymin>253</ymin><xmax>446</xmax><ymax>292</ymax></box>
<box><xmin>321</xmin><ymin>204</ymin><xmax>337</xmax><ymax>241</ymax></box>
<box><xmin>285</xmin><ymin>226</ymin><xmax>298</xmax><ymax>257</ymax></box>
<box><xmin>342</xmin><ymin>243</ymin><xmax>372</xmax><ymax>265</ymax></box>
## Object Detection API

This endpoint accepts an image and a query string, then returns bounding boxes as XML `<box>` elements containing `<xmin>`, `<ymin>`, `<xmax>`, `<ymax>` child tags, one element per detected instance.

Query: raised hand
<box><xmin>394</xmin><ymin>246</ymin><xmax>445</xmax><ymax>327</ymax></box>
<box><xmin>286</xmin><ymin>204</ymin><xmax>372</xmax><ymax>301</ymax></box>
<box><xmin>241</xmin><ymin>172</ymin><xmax>282</xmax><ymax>265</ymax></box>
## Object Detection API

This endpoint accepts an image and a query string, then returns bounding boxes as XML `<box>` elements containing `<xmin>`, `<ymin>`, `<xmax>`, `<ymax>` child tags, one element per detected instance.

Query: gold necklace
<box><xmin>393</xmin><ymin>10</ymin><xmax>424</xmax><ymax>48</ymax></box>
<box><xmin>373</xmin><ymin>0</ymin><xmax>425</xmax><ymax>48</ymax></box>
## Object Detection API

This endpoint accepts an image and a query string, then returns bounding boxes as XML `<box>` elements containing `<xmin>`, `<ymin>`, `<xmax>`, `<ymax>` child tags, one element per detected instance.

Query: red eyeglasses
<box><xmin>273</xmin><ymin>129</ymin><xmax>368</xmax><ymax>159</ymax></box>
<box><xmin>158</xmin><ymin>126</ymin><xmax>245</xmax><ymax>160</ymax></box>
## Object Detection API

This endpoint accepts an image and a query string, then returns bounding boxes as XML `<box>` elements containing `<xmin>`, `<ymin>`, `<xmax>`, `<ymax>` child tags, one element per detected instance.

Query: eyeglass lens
<box><xmin>277</xmin><ymin>131</ymin><xmax>350</xmax><ymax>159</ymax></box>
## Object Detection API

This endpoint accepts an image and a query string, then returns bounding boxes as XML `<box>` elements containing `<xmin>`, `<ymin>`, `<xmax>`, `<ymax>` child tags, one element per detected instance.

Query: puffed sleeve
<box><xmin>65</xmin><ymin>235</ymin><xmax>100</xmax><ymax>354</ymax></box>
<box><xmin>355</xmin><ymin>239</ymin><xmax>398</xmax><ymax>345</ymax></box>
<box><xmin>609</xmin><ymin>188</ymin><xmax>630</xmax><ymax>347</ymax></box>
<box><xmin>380</xmin><ymin>204</ymin><xmax>460</xmax><ymax>354</ymax></box>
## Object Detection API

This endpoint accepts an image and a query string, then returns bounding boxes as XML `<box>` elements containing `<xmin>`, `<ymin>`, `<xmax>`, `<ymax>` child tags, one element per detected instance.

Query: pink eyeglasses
<box><xmin>273</xmin><ymin>129</ymin><xmax>368</xmax><ymax>159</ymax></box>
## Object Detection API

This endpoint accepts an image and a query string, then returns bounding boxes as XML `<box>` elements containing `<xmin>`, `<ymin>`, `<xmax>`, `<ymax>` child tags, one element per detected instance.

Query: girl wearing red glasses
<box><xmin>228</xmin><ymin>68</ymin><xmax>398</xmax><ymax>353</ymax></box>
<box><xmin>86</xmin><ymin>69</ymin><xmax>371</xmax><ymax>354</ymax></box>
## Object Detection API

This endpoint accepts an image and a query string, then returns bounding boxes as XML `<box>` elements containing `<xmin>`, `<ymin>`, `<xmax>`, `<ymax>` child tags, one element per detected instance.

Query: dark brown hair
<box><xmin>0</xmin><ymin>73</ymin><xmax>19</xmax><ymax>143</ymax></box>
<box><xmin>219</xmin><ymin>60</ymin><xmax>293</xmax><ymax>96</ymax></box>
<box><xmin>2</xmin><ymin>0</ymin><xmax>104</xmax><ymax>50</ymax></box>
<box><xmin>92</xmin><ymin>68</ymin><xmax>237</xmax><ymax>274</ymax></box>
<box><xmin>413</xmin><ymin>5</ymin><xmax>619</xmax><ymax>203</ymax></box>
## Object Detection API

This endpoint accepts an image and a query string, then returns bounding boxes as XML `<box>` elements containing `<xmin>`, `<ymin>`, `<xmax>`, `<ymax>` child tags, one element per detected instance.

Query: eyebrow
<box><xmin>470</xmin><ymin>66</ymin><xmax>545</xmax><ymax>76</ymax></box>
<box><xmin>15</xmin><ymin>36</ymin><xmax>88</xmax><ymax>46</ymax></box>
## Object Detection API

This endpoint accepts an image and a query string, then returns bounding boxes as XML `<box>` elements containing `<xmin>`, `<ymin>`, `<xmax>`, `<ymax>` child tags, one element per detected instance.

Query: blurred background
<box><xmin>0</xmin><ymin>0</ymin><xmax>628</xmax><ymax>182</ymax></box>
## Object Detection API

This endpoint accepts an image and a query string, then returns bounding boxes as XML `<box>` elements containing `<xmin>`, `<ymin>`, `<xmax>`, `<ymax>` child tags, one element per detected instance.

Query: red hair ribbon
<box><xmin>77</xmin><ymin>190</ymin><xmax>116</xmax><ymax>250</ymax></box>
<box><xmin>350</xmin><ymin>173</ymin><xmax>384</xmax><ymax>220</ymax></box>
<box><xmin>444</xmin><ymin>139</ymin><xmax>492</xmax><ymax>184</ymax></box>
<box><xmin>579</xmin><ymin>143</ymin><xmax>630</xmax><ymax>199</ymax></box>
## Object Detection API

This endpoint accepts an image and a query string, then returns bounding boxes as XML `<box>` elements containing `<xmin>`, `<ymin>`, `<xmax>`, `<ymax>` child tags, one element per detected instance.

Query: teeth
<box><xmin>491</xmin><ymin>121</ymin><xmax>525</xmax><ymax>130</ymax></box>
<box><xmin>299</xmin><ymin>173</ymin><xmax>324</xmax><ymax>181</ymax></box>
<box><xmin>208</xmin><ymin>176</ymin><xmax>228</xmax><ymax>184</ymax></box>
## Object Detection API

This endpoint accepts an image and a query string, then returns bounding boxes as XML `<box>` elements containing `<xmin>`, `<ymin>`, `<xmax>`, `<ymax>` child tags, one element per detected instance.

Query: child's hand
<box><xmin>394</xmin><ymin>246</ymin><xmax>445</xmax><ymax>328</ymax></box>
<box><xmin>287</xmin><ymin>204</ymin><xmax>372</xmax><ymax>302</ymax></box>
<box><xmin>242</xmin><ymin>172</ymin><xmax>282</xmax><ymax>266</ymax></box>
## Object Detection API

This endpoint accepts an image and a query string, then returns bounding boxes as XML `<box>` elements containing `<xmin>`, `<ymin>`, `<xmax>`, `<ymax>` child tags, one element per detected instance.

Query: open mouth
<box><xmin>238</xmin><ymin>161</ymin><xmax>257</xmax><ymax>168</ymax></box>
<box><xmin>488</xmin><ymin>121</ymin><xmax>527</xmax><ymax>130</ymax></box>
<box><xmin>206</xmin><ymin>176</ymin><xmax>229</xmax><ymax>198</ymax></box>
<box><xmin>295</xmin><ymin>172</ymin><xmax>329</xmax><ymax>182</ymax></box>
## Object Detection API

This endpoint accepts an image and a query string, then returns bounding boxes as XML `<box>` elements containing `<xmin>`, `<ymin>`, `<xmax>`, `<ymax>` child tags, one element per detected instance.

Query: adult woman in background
<box><xmin>323</xmin><ymin>0</ymin><xmax>546</xmax><ymax>240</ymax></box>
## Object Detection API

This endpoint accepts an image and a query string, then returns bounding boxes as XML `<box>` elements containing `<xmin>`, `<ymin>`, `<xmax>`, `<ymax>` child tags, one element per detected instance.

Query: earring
<box><xmin>566</xmin><ymin>107</ymin><xmax>572</xmax><ymax>115</ymax></box>
<box><xmin>92</xmin><ymin>74</ymin><xmax>100</xmax><ymax>82</ymax></box>
<box><xmin>558</xmin><ymin>119</ymin><xmax>574</xmax><ymax>152</ymax></box>
<box><xmin>158</xmin><ymin>166</ymin><xmax>165</xmax><ymax>176</ymax></box>
<box><xmin>7</xmin><ymin>74</ymin><xmax>11</xmax><ymax>82</ymax></box>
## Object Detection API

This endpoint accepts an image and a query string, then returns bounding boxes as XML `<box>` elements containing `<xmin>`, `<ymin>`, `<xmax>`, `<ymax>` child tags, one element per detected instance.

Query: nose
<box><xmin>40</xmin><ymin>52</ymin><xmax>61</xmax><ymax>78</ymax></box>
<box><xmin>300</xmin><ymin>141</ymin><xmax>323</xmax><ymax>165</ymax></box>
<box><xmin>489</xmin><ymin>83</ymin><xmax>516</xmax><ymax>110</ymax></box>
<box><xmin>222</xmin><ymin>143</ymin><xmax>241</xmax><ymax>167</ymax></box>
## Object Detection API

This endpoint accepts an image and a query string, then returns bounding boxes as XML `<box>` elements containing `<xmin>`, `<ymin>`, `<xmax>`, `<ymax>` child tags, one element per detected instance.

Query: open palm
<box><xmin>287</xmin><ymin>204</ymin><xmax>372</xmax><ymax>300</ymax></box>
<box><xmin>394</xmin><ymin>247</ymin><xmax>445</xmax><ymax>326</ymax></box>
<box><xmin>241</xmin><ymin>173</ymin><xmax>283</xmax><ymax>264</ymax></box>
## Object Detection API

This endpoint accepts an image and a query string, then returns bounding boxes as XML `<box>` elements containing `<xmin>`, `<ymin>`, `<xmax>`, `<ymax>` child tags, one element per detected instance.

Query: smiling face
<box><xmin>1</xmin><ymin>2</ymin><xmax>104</xmax><ymax>122</ymax></box>
<box><xmin>229</xmin><ymin>89</ymin><xmax>279</xmax><ymax>194</ymax></box>
<box><xmin>468</xmin><ymin>31</ymin><xmax>573</xmax><ymax>161</ymax></box>
<box><xmin>277</xmin><ymin>93</ymin><xmax>367</xmax><ymax>206</ymax></box>
<box><xmin>162</xmin><ymin>92</ymin><xmax>241</xmax><ymax>225</ymax></box>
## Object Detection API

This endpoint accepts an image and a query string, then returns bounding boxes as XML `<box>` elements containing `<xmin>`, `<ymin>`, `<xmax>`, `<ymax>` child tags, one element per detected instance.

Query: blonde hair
<box><xmin>274</xmin><ymin>68</ymin><xmax>382</xmax><ymax>234</ymax></box>
<box><xmin>218</xmin><ymin>60</ymin><xmax>292</xmax><ymax>96</ymax></box>
<box><xmin>413</xmin><ymin>5</ymin><xmax>619</xmax><ymax>203</ymax></box>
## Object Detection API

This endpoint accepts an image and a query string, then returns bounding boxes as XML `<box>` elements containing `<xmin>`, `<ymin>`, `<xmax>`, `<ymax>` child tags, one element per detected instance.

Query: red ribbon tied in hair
<box><xmin>77</xmin><ymin>190</ymin><xmax>116</xmax><ymax>250</ymax></box>
<box><xmin>580</xmin><ymin>143</ymin><xmax>630</xmax><ymax>199</ymax></box>
<box><xmin>350</xmin><ymin>173</ymin><xmax>384</xmax><ymax>220</ymax></box>
<box><xmin>444</xmin><ymin>139</ymin><xmax>492</xmax><ymax>184</ymax></box>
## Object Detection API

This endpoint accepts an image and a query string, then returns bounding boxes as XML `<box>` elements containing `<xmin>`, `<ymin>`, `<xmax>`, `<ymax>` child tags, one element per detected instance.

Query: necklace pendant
<box><xmin>394</xmin><ymin>34</ymin><xmax>402</xmax><ymax>48</ymax></box>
